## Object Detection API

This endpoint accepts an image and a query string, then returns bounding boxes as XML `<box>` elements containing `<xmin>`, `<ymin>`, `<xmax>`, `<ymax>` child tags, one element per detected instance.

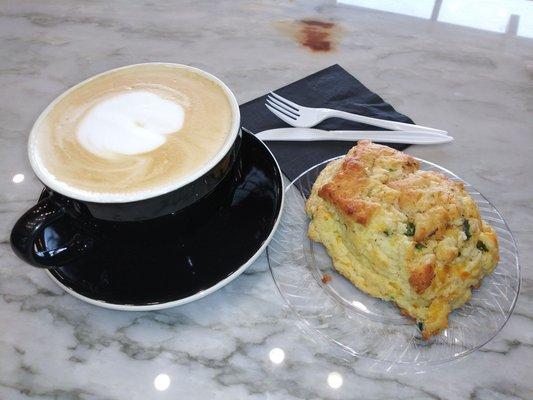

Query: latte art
<box><xmin>77</xmin><ymin>91</ymin><xmax>185</xmax><ymax>158</ymax></box>
<box><xmin>31</xmin><ymin>64</ymin><xmax>233</xmax><ymax>198</ymax></box>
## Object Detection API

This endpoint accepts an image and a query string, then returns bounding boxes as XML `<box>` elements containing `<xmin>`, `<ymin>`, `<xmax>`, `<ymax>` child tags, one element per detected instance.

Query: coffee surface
<box><xmin>33</xmin><ymin>64</ymin><xmax>233</xmax><ymax>196</ymax></box>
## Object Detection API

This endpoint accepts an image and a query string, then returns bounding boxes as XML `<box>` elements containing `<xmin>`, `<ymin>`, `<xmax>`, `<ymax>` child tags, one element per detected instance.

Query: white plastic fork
<box><xmin>266</xmin><ymin>92</ymin><xmax>447</xmax><ymax>134</ymax></box>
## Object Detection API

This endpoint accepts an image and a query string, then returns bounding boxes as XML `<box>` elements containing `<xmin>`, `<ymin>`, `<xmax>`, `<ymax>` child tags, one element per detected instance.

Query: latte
<box><xmin>30</xmin><ymin>64</ymin><xmax>234</xmax><ymax>199</ymax></box>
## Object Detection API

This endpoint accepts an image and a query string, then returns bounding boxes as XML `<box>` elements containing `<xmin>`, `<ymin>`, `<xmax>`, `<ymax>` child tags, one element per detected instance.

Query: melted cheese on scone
<box><xmin>306</xmin><ymin>140</ymin><xmax>499</xmax><ymax>339</ymax></box>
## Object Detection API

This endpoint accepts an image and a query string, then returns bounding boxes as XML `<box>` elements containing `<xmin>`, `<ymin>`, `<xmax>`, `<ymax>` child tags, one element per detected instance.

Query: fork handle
<box><xmin>326</xmin><ymin>110</ymin><xmax>447</xmax><ymax>135</ymax></box>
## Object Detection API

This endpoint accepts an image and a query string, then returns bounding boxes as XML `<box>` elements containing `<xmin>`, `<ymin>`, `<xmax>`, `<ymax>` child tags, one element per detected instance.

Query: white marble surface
<box><xmin>1</xmin><ymin>1</ymin><xmax>532</xmax><ymax>398</ymax></box>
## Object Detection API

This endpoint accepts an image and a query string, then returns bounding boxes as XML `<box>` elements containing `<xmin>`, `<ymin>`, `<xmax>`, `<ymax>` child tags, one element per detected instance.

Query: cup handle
<box><xmin>10</xmin><ymin>196</ymin><xmax>94</xmax><ymax>268</ymax></box>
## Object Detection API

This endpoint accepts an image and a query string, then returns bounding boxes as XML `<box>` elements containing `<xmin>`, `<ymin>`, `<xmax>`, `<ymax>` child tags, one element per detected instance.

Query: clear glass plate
<box><xmin>267</xmin><ymin>157</ymin><xmax>520</xmax><ymax>371</ymax></box>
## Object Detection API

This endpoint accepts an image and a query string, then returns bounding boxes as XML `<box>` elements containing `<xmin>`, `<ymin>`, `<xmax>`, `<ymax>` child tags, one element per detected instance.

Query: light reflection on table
<box><xmin>338</xmin><ymin>0</ymin><xmax>533</xmax><ymax>38</ymax></box>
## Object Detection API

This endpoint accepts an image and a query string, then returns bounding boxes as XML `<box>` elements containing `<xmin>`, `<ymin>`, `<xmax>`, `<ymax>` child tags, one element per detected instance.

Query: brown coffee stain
<box><xmin>274</xmin><ymin>19</ymin><xmax>344</xmax><ymax>53</ymax></box>
<box><xmin>299</xmin><ymin>20</ymin><xmax>336</xmax><ymax>52</ymax></box>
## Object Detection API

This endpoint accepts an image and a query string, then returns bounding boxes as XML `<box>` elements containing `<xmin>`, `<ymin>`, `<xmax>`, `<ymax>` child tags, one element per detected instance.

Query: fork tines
<box><xmin>265</xmin><ymin>92</ymin><xmax>300</xmax><ymax>121</ymax></box>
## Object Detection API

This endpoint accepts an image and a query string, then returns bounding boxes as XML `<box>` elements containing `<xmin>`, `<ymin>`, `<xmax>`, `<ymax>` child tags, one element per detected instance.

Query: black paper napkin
<box><xmin>239</xmin><ymin>64</ymin><xmax>414</xmax><ymax>181</ymax></box>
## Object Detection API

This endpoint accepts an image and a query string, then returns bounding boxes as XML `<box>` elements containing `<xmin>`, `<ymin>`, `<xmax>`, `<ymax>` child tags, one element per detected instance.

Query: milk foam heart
<box><xmin>77</xmin><ymin>91</ymin><xmax>184</xmax><ymax>158</ymax></box>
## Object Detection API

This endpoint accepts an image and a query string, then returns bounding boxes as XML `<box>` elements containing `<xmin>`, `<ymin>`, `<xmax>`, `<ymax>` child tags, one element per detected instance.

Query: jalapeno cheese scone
<box><xmin>306</xmin><ymin>140</ymin><xmax>499</xmax><ymax>339</ymax></box>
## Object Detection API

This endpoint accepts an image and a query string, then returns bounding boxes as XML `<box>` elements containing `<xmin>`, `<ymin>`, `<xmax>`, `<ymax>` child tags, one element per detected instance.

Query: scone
<box><xmin>305</xmin><ymin>140</ymin><xmax>499</xmax><ymax>339</ymax></box>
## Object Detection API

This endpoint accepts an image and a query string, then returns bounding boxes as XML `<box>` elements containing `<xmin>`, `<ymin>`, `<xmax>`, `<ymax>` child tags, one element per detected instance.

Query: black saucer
<box><xmin>41</xmin><ymin>131</ymin><xmax>283</xmax><ymax>309</ymax></box>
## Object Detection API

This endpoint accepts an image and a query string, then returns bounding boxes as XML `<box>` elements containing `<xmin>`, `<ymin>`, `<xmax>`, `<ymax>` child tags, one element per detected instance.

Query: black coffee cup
<box><xmin>11</xmin><ymin>63</ymin><xmax>242</xmax><ymax>269</ymax></box>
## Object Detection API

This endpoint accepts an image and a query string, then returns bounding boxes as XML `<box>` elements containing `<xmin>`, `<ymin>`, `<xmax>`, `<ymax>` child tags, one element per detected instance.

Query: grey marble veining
<box><xmin>1</xmin><ymin>1</ymin><xmax>532</xmax><ymax>399</ymax></box>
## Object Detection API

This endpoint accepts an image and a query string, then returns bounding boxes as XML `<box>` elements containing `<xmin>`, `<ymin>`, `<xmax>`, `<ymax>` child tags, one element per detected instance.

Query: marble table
<box><xmin>1</xmin><ymin>1</ymin><xmax>532</xmax><ymax>398</ymax></box>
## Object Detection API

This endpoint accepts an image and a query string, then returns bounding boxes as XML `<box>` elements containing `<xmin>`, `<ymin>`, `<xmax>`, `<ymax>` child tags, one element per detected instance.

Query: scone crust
<box><xmin>306</xmin><ymin>140</ymin><xmax>499</xmax><ymax>339</ymax></box>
